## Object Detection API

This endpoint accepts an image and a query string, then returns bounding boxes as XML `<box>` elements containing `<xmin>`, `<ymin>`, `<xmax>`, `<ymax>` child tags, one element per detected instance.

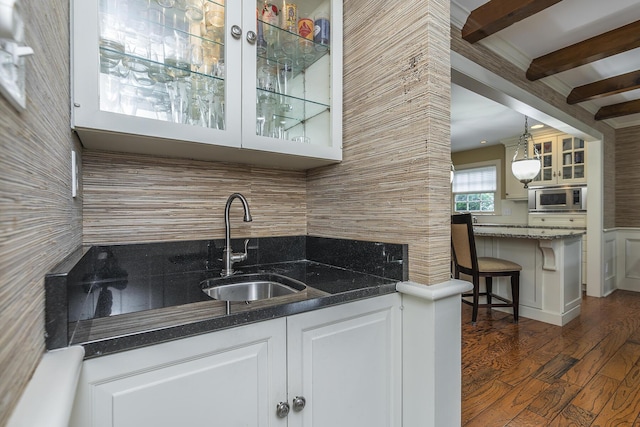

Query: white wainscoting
<box><xmin>604</xmin><ymin>230</ymin><xmax>617</xmax><ymax>296</ymax></box>
<box><xmin>614</xmin><ymin>228</ymin><xmax>640</xmax><ymax>293</ymax></box>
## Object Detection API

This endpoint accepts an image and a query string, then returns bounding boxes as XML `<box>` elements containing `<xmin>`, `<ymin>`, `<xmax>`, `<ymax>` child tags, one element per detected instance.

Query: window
<box><xmin>452</xmin><ymin>164</ymin><xmax>497</xmax><ymax>213</ymax></box>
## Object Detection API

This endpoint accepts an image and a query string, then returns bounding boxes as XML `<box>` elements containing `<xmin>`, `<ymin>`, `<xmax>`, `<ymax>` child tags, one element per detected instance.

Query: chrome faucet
<box><xmin>221</xmin><ymin>193</ymin><xmax>252</xmax><ymax>277</ymax></box>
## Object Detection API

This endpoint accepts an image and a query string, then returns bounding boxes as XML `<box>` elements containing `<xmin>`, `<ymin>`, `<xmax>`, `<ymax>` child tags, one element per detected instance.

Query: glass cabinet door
<box><xmin>97</xmin><ymin>0</ymin><xmax>229</xmax><ymax>130</ymax></box>
<box><xmin>531</xmin><ymin>138</ymin><xmax>556</xmax><ymax>184</ymax></box>
<box><xmin>560</xmin><ymin>137</ymin><xmax>585</xmax><ymax>181</ymax></box>
<box><xmin>72</xmin><ymin>0</ymin><xmax>341</xmax><ymax>167</ymax></box>
<box><xmin>243</xmin><ymin>0</ymin><xmax>338</xmax><ymax>156</ymax></box>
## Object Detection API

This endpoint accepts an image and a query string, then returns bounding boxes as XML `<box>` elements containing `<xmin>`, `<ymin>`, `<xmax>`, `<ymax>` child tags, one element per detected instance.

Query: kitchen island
<box><xmin>473</xmin><ymin>225</ymin><xmax>586</xmax><ymax>326</ymax></box>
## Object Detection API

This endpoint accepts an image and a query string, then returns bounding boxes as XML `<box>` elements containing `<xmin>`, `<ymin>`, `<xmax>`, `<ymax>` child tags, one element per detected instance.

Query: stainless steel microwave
<box><xmin>528</xmin><ymin>185</ymin><xmax>587</xmax><ymax>212</ymax></box>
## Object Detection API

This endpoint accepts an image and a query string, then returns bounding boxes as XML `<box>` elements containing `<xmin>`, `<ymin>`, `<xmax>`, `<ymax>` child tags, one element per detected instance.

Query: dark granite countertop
<box><xmin>45</xmin><ymin>236</ymin><xmax>407</xmax><ymax>358</ymax></box>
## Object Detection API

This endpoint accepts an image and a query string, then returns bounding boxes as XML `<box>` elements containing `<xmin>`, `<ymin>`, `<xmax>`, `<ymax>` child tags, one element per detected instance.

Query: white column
<box><xmin>397</xmin><ymin>279</ymin><xmax>472</xmax><ymax>427</ymax></box>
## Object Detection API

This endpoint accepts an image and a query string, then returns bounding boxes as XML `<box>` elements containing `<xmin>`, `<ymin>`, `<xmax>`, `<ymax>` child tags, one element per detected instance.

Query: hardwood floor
<box><xmin>461</xmin><ymin>290</ymin><xmax>640</xmax><ymax>426</ymax></box>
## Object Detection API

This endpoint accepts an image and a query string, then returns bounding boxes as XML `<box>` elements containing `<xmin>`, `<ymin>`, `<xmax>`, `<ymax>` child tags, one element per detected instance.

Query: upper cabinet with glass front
<box><xmin>71</xmin><ymin>0</ymin><xmax>342</xmax><ymax>169</ymax></box>
<box><xmin>529</xmin><ymin>134</ymin><xmax>586</xmax><ymax>186</ymax></box>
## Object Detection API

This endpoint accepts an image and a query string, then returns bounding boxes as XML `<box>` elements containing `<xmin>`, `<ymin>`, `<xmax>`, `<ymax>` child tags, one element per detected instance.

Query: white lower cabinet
<box><xmin>69</xmin><ymin>294</ymin><xmax>401</xmax><ymax>427</ymax></box>
<box><xmin>287</xmin><ymin>294</ymin><xmax>402</xmax><ymax>427</ymax></box>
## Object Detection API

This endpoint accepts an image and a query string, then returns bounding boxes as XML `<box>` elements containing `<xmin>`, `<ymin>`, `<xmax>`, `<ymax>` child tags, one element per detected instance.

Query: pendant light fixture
<box><xmin>511</xmin><ymin>116</ymin><xmax>541</xmax><ymax>188</ymax></box>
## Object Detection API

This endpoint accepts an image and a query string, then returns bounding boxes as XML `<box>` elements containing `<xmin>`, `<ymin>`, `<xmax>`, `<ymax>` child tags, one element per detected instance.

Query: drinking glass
<box><xmin>185</xmin><ymin>0</ymin><xmax>204</xmax><ymax>21</ymax></box>
<box><xmin>156</xmin><ymin>0</ymin><xmax>175</xmax><ymax>8</ymax></box>
<box><xmin>166</xmin><ymin>79</ymin><xmax>191</xmax><ymax>123</ymax></box>
<box><xmin>257</xmin><ymin>64</ymin><xmax>277</xmax><ymax>103</ymax></box>
<box><xmin>148</xmin><ymin>4</ymin><xmax>166</xmax><ymax>42</ymax></box>
<box><xmin>277</xmin><ymin>58</ymin><xmax>293</xmax><ymax>112</ymax></box>
<box><xmin>164</xmin><ymin>35</ymin><xmax>191</xmax><ymax>79</ymax></box>
<box><xmin>99</xmin><ymin>67</ymin><xmax>121</xmax><ymax>113</ymax></box>
<box><xmin>148</xmin><ymin>41</ymin><xmax>172</xmax><ymax>83</ymax></box>
<box><xmin>99</xmin><ymin>0</ymin><xmax>126</xmax><ymax>67</ymax></box>
<box><xmin>191</xmin><ymin>44</ymin><xmax>203</xmax><ymax>72</ymax></box>
<box><xmin>119</xmin><ymin>85</ymin><xmax>139</xmax><ymax>116</ymax></box>
<box><xmin>204</xmin><ymin>2</ymin><xmax>224</xmax><ymax>41</ymax></box>
<box><xmin>152</xmin><ymin>92</ymin><xmax>172</xmax><ymax>121</ymax></box>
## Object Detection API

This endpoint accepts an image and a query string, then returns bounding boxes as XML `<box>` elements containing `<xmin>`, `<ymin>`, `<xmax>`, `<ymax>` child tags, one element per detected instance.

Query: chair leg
<box><xmin>485</xmin><ymin>276</ymin><xmax>492</xmax><ymax>305</ymax></box>
<box><xmin>511</xmin><ymin>272</ymin><xmax>520</xmax><ymax>323</ymax></box>
<box><xmin>472</xmin><ymin>274</ymin><xmax>480</xmax><ymax>324</ymax></box>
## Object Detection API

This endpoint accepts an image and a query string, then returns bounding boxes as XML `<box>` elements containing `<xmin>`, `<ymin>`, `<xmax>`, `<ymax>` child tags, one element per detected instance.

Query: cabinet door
<box><xmin>558</xmin><ymin>136</ymin><xmax>586</xmax><ymax>184</ymax></box>
<box><xmin>72</xmin><ymin>0</ymin><xmax>242</xmax><ymax>153</ymax></box>
<box><xmin>72</xmin><ymin>0</ymin><xmax>342</xmax><ymax>167</ymax></box>
<box><xmin>70</xmin><ymin>318</ymin><xmax>287</xmax><ymax>427</ymax></box>
<box><xmin>240</xmin><ymin>0</ymin><xmax>342</xmax><ymax>162</ymax></box>
<box><xmin>504</xmin><ymin>144</ymin><xmax>528</xmax><ymax>199</ymax></box>
<box><xmin>530</xmin><ymin>137</ymin><xmax>557</xmax><ymax>185</ymax></box>
<box><xmin>286</xmin><ymin>294</ymin><xmax>402</xmax><ymax>427</ymax></box>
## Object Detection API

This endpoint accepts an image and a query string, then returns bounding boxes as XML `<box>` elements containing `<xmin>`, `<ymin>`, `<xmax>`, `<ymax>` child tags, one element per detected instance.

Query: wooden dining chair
<box><xmin>451</xmin><ymin>213</ymin><xmax>522</xmax><ymax>324</ymax></box>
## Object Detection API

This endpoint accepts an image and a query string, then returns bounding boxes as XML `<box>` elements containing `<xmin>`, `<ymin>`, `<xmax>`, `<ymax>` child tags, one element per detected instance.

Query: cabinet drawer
<box><xmin>528</xmin><ymin>214</ymin><xmax>586</xmax><ymax>228</ymax></box>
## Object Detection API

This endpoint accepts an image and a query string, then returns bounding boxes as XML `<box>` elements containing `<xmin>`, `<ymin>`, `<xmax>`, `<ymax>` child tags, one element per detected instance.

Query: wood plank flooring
<box><xmin>462</xmin><ymin>290</ymin><xmax>640</xmax><ymax>426</ymax></box>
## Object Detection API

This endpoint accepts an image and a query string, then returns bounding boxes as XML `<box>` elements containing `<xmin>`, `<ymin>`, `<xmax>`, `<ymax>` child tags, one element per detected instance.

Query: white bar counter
<box><xmin>472</xmin><ymin>225</ymin><xmax>585</xmax><ymax>326</ymax></box>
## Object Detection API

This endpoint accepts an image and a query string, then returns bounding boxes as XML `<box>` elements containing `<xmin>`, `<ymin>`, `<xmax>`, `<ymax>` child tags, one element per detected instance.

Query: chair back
<box><xmin>451</xmin><ymin>213</ymin><xmax>479</xmax><ymax>274</ymax></box>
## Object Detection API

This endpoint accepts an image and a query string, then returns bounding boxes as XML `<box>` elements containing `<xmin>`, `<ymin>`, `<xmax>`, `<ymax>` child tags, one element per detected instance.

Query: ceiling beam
<box><xmin>567</xmin><ymin>70</ymin><xmax>640</xmax><ymax>104</ymax></box>
<box><xmin>526</xmin><ymin>20</ymin><xmax>640</xmax><ymax>81</ymax></box>
<box><xmin>595</xmin><ymin>99</ymin><xmax>640</xmax><ymax>120</ymax></box>
<box><xmin>462</xmin><ymin>0</ymin><xmax>563</xmax><ymax>44</ymax></box>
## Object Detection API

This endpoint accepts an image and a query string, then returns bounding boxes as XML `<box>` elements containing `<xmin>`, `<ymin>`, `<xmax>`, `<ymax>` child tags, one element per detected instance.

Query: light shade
<box><xmin>511</xmin><ymin>158</ymin><xmax>541</xmax><ymax>188</ymax></box>
<box><xmin>510</xmin><ymin>116</ymin><xmax>541</xmax><ymax>189</ymax></box>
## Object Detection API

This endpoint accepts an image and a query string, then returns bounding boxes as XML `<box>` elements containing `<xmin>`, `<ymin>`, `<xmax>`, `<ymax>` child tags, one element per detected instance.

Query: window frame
<box><xmin>451</xmin><ymin>160</ymin><xmax>502</xmax><ymax>215</ymax></box>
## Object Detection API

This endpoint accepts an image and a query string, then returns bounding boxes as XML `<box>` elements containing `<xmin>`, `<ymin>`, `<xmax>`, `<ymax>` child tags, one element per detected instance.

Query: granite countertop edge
<box><xmin>474</xmin><ymin>224</ymin><xmax>586</xmax><ymax>239</ymax></box>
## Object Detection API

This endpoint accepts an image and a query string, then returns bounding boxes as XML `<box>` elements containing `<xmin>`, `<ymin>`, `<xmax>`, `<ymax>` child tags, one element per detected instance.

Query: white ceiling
<box><xmin>451</xmin><ymin>84</ymin><xmax>547</xmax><ymax>152</ymax></box>
<box><xmin>450</xmin><ymin>0</ymin><xmax>640</xmax><ymax>152</ymax></box>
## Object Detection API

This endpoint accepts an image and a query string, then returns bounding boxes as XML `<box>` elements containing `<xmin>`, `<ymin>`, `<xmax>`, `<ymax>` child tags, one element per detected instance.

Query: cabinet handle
<box><xmin>231</xmin><ymin>25</ymin><xmax>242</xmax><ymax>39</ymax></box>
<box><xmin>276</xmin><ymin>402</ymin><xmax>290</xmax><ymax>418</ymax></box>
<box><xmin>246</xmin><ymin>30</ymin><xmax>257</xmax><ymax>44</ymax></box>
<box><xmin>292</xmin><ymin>396</ymin><xmax>306</xmax><ymax>412</ymax></box>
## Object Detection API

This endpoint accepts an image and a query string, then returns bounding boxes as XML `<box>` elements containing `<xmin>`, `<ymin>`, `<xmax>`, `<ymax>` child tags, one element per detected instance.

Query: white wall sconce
<box><xmin>0</xmin><ymin>0</ymin><xmax>34</xmax><ymax>111</ymax></box>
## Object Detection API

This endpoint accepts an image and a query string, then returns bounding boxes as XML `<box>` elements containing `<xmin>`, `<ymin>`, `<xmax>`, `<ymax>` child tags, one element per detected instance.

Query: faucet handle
<box><xmin>229</xmin><ymin>239</ymin><xmax>250</xmax><ymax>263</ymax></box>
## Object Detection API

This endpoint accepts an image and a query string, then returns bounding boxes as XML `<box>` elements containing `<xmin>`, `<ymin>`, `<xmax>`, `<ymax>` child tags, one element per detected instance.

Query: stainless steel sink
<box><xmin>201</xmin><ymin>273</ymin><xmax>307</xmax><ymax>302</ymax></box>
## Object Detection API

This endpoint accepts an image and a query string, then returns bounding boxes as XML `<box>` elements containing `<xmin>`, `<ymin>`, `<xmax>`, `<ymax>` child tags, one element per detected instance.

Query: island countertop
<box><xmin>474</xmin><ymin>224</ymin><xmax>586</xmax><ymax>240</ymax></box>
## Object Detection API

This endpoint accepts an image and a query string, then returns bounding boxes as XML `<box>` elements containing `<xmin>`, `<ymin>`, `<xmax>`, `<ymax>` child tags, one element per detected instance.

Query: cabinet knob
<box><xmin>231</xmin><ymin>25</ymin><xmax>242</xmax><ymax>39</ymax></box>
<box><xmin>276</xmin><ymin>401</ymin><xmax>290</xmax><ymax>418</ymax></box>
<box><xmin>292</xmin><ymin>396</ymin><xmax>306</xmax><ymax>412</ymax></box>
<box><xmin>246</xmin><ymin>30</ymin><xmax>257</xmax><ymax>44</ymax></box>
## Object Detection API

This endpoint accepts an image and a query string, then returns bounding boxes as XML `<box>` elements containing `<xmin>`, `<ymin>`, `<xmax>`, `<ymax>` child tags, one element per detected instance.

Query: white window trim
<box><xmin>452</xmin><ymin>159</ymin><xmax>502</xmax><ymax>215</ymax></box>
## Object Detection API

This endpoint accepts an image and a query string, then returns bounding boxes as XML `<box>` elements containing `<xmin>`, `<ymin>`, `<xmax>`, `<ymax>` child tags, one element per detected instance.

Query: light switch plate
<box><xmin>71</xmin><ymin>150</ymin><xmax>79</xmax><ymax>198</ymax></box>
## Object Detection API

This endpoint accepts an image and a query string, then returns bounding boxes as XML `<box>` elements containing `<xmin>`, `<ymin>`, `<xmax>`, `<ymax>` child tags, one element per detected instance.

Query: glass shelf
<box><xmin>99</xmin><ymin>46</ymin><xmax>226</xmax><ymax>129</ymax></box>
<box><xmin>257</xmin><ymin>19</ymin><xmax>329</xmax><ymax>76</ymax></box>
<box><xmin>256</xmin><ymin>87</ymin><xmax>329</xmax><ymax>127</ymax></box>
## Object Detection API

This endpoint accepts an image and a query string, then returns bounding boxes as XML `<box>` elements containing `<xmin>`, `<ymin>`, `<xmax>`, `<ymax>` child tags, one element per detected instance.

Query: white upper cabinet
<box><xmin>503</xmin><ymin>131</ymin><xmax>587</xmax><ymax>190</ymax></box>
<box><xmin>71</xmin><ymin>0</ymin><xmax>342</xmax><ymax>170</ymax></box>
<box><xmin>529</xmin><ymin>134</ymin><xmax>586</xmax><ymax>186</ymax></box>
